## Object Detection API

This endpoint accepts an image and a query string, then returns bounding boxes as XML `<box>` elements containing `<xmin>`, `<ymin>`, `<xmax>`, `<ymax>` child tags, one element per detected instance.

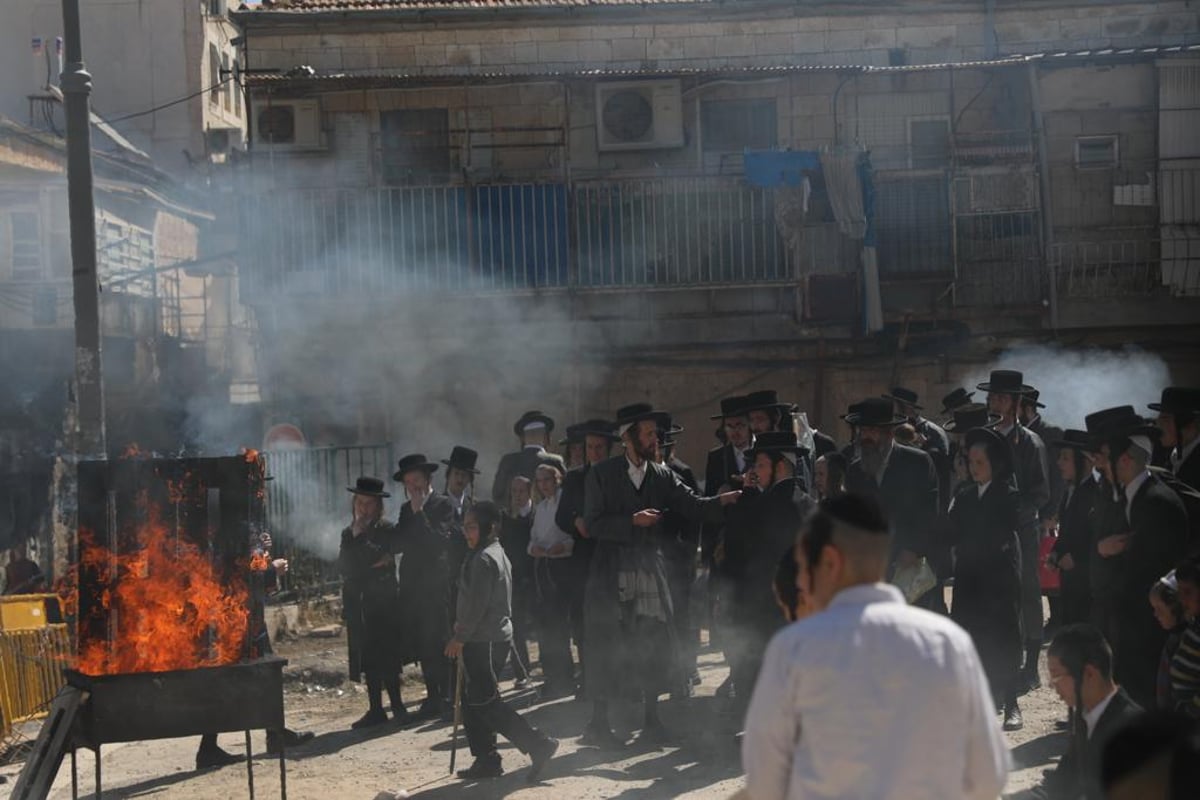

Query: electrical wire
<box><xmin>103</xmin><ymin>77</ymin><xmax>234</xmax><ymax>124</ymax></box>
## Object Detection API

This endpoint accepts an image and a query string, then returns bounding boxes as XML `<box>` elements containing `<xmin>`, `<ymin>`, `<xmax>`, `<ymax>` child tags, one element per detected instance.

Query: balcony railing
<box><xmin>1050</xmin><ymin>235</ymin><xmax>1200</xmax><ymax>299</ymax></box>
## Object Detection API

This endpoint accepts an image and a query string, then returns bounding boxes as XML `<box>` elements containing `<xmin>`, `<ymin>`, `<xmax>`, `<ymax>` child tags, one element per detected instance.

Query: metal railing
<box><xmin>1049</xmin><ymin>236</ymin><xmax>1200</xmax><ymax>298</ymax></box>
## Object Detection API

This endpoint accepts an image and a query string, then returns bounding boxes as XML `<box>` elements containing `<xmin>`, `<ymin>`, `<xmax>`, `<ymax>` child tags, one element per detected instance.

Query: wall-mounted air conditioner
<box><xmin>206</xmin><ymin>126</ymin><xmax>245</xmax><ymax>156</ymax></box>
<box><xmin>595</xmin><ymin>80</ymin><xmax>684</xmax><ymax>152</ymax></box>
<box><xmin>254</xmin><ymin>99</ymin><xmax>325</xmax><ymax>151</ymax></box>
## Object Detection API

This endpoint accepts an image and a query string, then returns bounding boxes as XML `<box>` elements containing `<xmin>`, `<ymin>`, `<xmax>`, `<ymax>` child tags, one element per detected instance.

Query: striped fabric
<box><xmin>1169</xmin><ymin>618</ymin><xmax>1200</xmax><ymax>718</ymax></box>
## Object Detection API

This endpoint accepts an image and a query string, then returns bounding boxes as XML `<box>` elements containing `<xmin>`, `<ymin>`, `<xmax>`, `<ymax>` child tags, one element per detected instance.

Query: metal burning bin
<box><xmin>12</xmin><ymin>455</ymin><xmax>290</xmax><ymax>800</ymax></box>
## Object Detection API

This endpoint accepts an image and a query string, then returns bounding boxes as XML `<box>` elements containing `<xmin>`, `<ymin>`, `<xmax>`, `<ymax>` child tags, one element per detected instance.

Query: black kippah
<box><xmin>819</xmin><ymin>493</ymin><xmax>888</xmax><ymax>535</ymax></box>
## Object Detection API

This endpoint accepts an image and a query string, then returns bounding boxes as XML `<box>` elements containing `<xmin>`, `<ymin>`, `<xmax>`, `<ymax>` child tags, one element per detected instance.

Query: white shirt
<box><xmin>627</xmin><ymin>455</ymin><xmax>648</xmax><ymax>490</ymax></box>
<box><xmin>529</xmin><ymin>491</ymin><xmax>573</xmax><ymax>558</ymax></box>
<box><xmin>1173</xmin><ymin>436</ymin><xmax>1200</xmax><ymax>476</ymax></box>
<box><xmin>516</xmin><ymin>500</ymin><xmax>532</xmax><ymax>519</ymax></box>
<box><xmin>1083</xmin><ymin>686</ymin><xmax>1120</xmax><ymax>738</ymax></box>
<box><xmin>742</xmin><ymin>583</ymin><xmax>1010</xmax><ymax>800</ymax></box>
<box><xmin>448</xmin><ymin>489</ymin><xmax>468</xmax><ymax>516</ymax></box>
<box><xmin>977</xmin><ymin>480</ymin><xmax>992</xmax><ymax>499</ymax></box>
<box><xmin>1124</xmin><ymin>468</ymin><xmax>1152</xmax><ymax>521</ymax></box>
<box><xmin>735</xmin><ymin>446</ymin><xmax>750</xmax><ymax>474</ymax></box>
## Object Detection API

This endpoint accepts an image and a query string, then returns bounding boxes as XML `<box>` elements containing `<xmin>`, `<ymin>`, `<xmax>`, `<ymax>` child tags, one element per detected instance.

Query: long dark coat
<box><xmin>846</xmin><ymin>443</ymin><xmax>939</xmax><ymax>560</ymax></box>
<box><xmin>726</xmin><ymin>477</ymin><xmax>812</xmax><ymax>633</ymax></box>
<box><xmin>702</xmin><ymin>443</ymin><xmax>744</xmax><ymax>566</ymax></box>
<box><xmin>583</xmin><ymin>455</ymin><xmax>727</xmax><ymax>699</ymax></box>
<box><xmin>1052</xmin><ymin>473</ymin><xmax>1100</xmax><ymax>625</ymax></box>
<box><xmin>557</xmin><ymin>464</ymin><xmax>595</xmax><ymax>582</ymax></box>
<box><xmin>1028</xmin><ymin>416</ymin><xmax>1066</xmax><ymax>523</ymax></box>
<box><xmin>1087</xmin><ymin>476</ymin><xmax>1127</xmax><ymax>643</ymax></box>
<box><xmin>393</xmin><ymin>494</ymin><xmax>456</xmax><ymax>661</ymax></box>
<box><xmin>1177</xmin><ymin>445</ymin><xmax>1200</xmax><ymax>493</ymax></box>
<box><xmin>948</xmin><ymin>480</ymin><xmax>1023</xmax><ymax>695</ymax></box>
<box><xmin>915</xmin><ymin>416</ymin><xmax>953</xmax><ymax>511</ymax></box>
<box><xmin>339</xmin><ymin>520</ymin><xmax>404</xmax><ymax>680</ymax></box>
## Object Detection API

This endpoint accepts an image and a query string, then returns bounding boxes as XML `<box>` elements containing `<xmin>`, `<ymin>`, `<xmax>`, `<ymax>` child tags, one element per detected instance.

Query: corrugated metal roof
<box><xmin>236</xmin><ymin>0</ymin><xmax>711</xmax><ymax>11</ymax></box>
<box><xmin>244</xmin><ymin>44</ymin><xmax>1200</xmax><ymax>88</ymax></box>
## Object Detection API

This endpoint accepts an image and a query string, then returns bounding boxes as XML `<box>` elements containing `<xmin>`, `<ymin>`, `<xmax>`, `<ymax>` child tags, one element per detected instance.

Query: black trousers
<box><xmin>533</xmin><ymin>558</ymin><xmax>575</xmax><ymax>687</ymax></box>
<box><xmin>667</xmin><ymin>552</ymin><xmax>699</xmax><ymax>678</ymax></box>
<box><xmin>463</xmin><ymin>641</ymin><xmax>542</xmax><ymax>761</ymax></box>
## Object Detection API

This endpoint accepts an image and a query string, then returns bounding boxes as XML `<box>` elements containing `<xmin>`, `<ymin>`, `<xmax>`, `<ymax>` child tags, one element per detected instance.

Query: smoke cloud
<box><xmin>963</xmin><ymin>344</ymin><xmax>1171</xmax><ymax>430</ymax></box>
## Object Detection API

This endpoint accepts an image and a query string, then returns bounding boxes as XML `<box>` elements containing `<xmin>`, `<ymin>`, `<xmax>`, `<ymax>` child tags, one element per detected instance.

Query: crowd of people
<box><xmin>331</xmin><ymin>374</ymin><xmax>1200</xmax><ymax>792</ymax></box>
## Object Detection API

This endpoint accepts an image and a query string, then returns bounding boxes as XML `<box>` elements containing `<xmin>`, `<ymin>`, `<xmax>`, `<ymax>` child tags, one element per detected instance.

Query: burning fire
<box><xmin>72</xmin><ymin>494</ymin><xmax>251</xmax><ymax>676</ymax></box>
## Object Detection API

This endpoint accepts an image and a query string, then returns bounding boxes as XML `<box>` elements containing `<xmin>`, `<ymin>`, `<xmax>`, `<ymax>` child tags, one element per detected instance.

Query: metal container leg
<box><xmin>245</xmin><ymin>730</ymin><xmax>255</xmax><ymax>800</ymax></box>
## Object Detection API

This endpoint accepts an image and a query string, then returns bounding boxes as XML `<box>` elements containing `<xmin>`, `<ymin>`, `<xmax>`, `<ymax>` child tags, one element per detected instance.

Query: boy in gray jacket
<box><xmin>445</xmin><ymin>500</ymin><xmax>559</xmax><ymax>781</ymax></box>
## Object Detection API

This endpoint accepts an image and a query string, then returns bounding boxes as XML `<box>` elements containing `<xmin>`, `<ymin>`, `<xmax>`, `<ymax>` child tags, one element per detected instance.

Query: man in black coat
<box><xmin>442</xmin><ymin>446</ymin><xmax>480</xmax><ymax>610</ymax></box>
<box><xmin>980</xmin><ymin>370</ymin><xmax>1051</xmax><ymax>689</ymax></box>
<box><xmin>1022</xmin><ymin>389</ymin><xmax>1067</xmax><ymax>531</ymax></box>
<box><xmin>1102</xmin><ymin>424</ymin><xmax>1190</xmax><ymax>709</ymax></box>
<box><xmin>1040</xmin><ymin>624</ymin><xmax>1142</xmax><ymax>800</ymax></box>
<box><xmin>1083</xmin><ymin>408</ymin><xmax>1133</xmax><ymax>649</ymax></box>
<box><xmin>554</xmin><ymin>419</ymin><xmax>619</xmax><ymax>700</ymax></box>
<box><xmin>393</xmin><ymin>453</ymin><xmax>458</xmax><ymax>719</ymax></box>
<box><xmin>1049</xmin><ymin>431</ymin><xmax>1101</xmax><ymax>627</ymax></box>
<box><xmin>581</xmin><ymin>403</ymin><xmax>741</xmax><ymax>747</ymax></box>
<box><xmin>491</xmin><ymin>411</ymin><xmax>563</xmax><ymax>504</ymax></box>
<box><xmin>885</xmin><ymin>386</ymin><xmax>953</xmax><ymax>511</ymax></box>
<box><xmin>724</xmin><ymin>431</ymin><xmax>814</xmax><ymax>713</ymax></box>
<box><xmin>659</xmin><ymin>419</ymin><xmax>704</xmax><ymax>696</ymax></box>
<box><xmin>1150</xmin><ymin>386</ymin><xmax>1200</xmax><ymax>491</ymax></box>
<box><xmin>844</xmin><ymin>398</ymin><xmax>939</xmax><ymax>602</ymax></box>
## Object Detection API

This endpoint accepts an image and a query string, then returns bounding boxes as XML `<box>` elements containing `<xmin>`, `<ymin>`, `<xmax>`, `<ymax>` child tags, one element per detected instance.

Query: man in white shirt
<box><xmin>530</xmin><ymin>462</ymin><xmax>576</xmax><ymax>697</ymax></box>
<box><xmin>742</xmin><ymin>493</ymin><xmax>1010</xmax><ymax>800</ymax></box>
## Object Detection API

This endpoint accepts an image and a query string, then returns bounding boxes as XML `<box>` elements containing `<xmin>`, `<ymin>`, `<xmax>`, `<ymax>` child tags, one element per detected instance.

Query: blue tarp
<box><xmin>743</xmin><ymin>149</ymin><xmax>822</xmax><ymax>188</ymax></box>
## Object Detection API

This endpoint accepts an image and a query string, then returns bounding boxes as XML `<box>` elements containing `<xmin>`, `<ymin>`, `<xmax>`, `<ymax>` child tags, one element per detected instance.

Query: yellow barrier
<box><xmin>0</xmin><ymin>624</ymin><xmax>71</xmax><ymax>742</ymax></box>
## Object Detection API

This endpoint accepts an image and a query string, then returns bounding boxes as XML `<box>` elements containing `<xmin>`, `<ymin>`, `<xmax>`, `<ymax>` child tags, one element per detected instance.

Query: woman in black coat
<box><xmin>1049</xmin><ymin>431</ymin><xmax>1100</xmax><ymax>627</ymax></box>
<box><xmin>339</xmin><ymin>477</ymin><xmax>407</xmax><ymax>729</ymax></box>
<box><xmin>949</xmin><ymin>427</ymin><xmax>1024</xmax><ymax>732</ymax></box>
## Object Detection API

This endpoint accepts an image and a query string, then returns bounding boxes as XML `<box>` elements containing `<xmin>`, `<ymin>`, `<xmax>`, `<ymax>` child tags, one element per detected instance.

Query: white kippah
<box><xmin>522</xmin><ymin>420</ymin><xmax>547</xmax><ymax>432</ymax></box>
<box><xmin>618</xmin><ymin>422</ymin><xmax>634</xmax><ymax>438</ymax></box>
<box><xmin>1160</xmin><ymin>570</ymin><xmax>1178</xmax><ymax>592</ymax></box>
<box><xmin>1128</xmin><ymin>434</ymin><xmax>1153</xmax><ymax>458</ymax></box>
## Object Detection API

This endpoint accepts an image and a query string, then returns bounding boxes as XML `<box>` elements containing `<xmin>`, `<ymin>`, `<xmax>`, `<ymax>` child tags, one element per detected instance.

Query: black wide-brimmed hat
<box><xmin>882</xmin><ymin>387</ymin><xmax>923</xmax><ymax>410</ymax></box>
<box><xmin>657</xmin><ymin>413</ymin><xmax>685</xmax><ymax>445</ymax></box>
<box><xmin>941</xmin><ymin>387</ymin><xmax>976</xmax><ymax>414</ymax></box>
<box><xmin>561</xmin><ymin>418</ymin><xmax>620</xmax><ymax>445</ymax></box>
<box><xmin>1149</xmin><ymin>387</ymin><xmax>1200</xmax><ymax>415</ymax></box>
<box><xmin>347</xmin><ymin>476</ymin><xmax>391</xmax><ymax>498</ymax></box>
<box><xmin>844</xmin><ymin>397</ymin><xmax>907</xmax><ymax>428</ymax></box>
<box><xmin>710</xmin><ymin>395</ymin><xmax>751</xmax><ymax>420</ymax></box>
<box><xmin>943</xmin><ymin>403</ymin><xmax>1001</xmax><ymax>434</ymax></box>
<box><xmin>840</xmin><ymin>401</ymin><xmax>866</xmax><ymax>423</ymax></box>
<box><xmin>976</xmin><ymin>369</ymin><xmax>1035</xmax><ymax>395</ymax></box>
<box><xmin>743</xmin><ymin>390</ymin><xmax>795</xmax><ymax>415</ymax></box>
<box><xmin>393</xmin><ymin>453</ymin><xmax>439</xmax><ymax>481</ymax></box>
<box><xmin>1053</xmin><ymin>429</ymin><xmax>1096</xmax><ymax>452</ymax></box>
<box><xmin>964</xmin><ymin>427</ymin><xmax>1015</xmax><ymax>477</ymax></box>
<box><xmin>442</xmin><ymin>446</ymin><xmax>481</xmax><ymax>474</ymax></box>
<box><xmin>746</xmin><ymin>430</ymin><xmax>808</xmax><ymax>458</ymax></box>
<box><xmin>1085</xmin><ymin>406</ymin><xmax>1160</xmax><ymax>450</ymax></box>
<box><xmin>1021</xmin><ymin>388</ymin><xmax>1047</xmax><ymax>409</ymax></box>
<box><xmin>513</xmin><ymin>410</ymin><xmax>555</xmax><ymax>438</ymax></box>
<box><xmin>615</xmin><ymin>402</ymin><xmax>670</xmax><ymax>430</ymax></box>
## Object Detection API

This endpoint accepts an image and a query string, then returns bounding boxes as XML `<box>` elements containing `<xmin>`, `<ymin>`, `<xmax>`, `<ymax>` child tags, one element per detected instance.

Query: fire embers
<box><xmin>73</xmin><ymin>504</ymin><xmax>251</xmax><ymax>675</ymax></box>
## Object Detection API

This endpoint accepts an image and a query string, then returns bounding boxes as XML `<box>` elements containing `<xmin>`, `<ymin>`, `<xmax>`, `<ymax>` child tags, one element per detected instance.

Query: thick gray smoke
<box><xmin>963</xmin><ymin>344</ymin><xmax>1171</xmax><ymax>429</ymax></box>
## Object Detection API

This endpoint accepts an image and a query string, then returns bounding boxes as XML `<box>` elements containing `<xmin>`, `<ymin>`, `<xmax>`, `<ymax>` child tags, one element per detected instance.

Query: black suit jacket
<box><xmin>812</xmin><ymin>430</ymin><xmax>838</xmax><ymax>460</ymax></box>
<box><xmin>915</xmin><ymin>416</ymin><xmax>952</xmax><ymax>511</ymax></box>
<box><xmin>1045</xmin><ymin>688</ymin><xmax>1142</xmax><ymax>800</ymax></box>
<box><xmin>490</xmin><ymin>446</ymin><xmax>565</xmax><ymax>504</ymax></box>
<box><xmin>1174</xmin><ymin>445</ymin><xmax>1200</xmax><ymax>493</ymax></box>
<box><xmin>846</xmin><ymin>443</ymin><xmax>939</xmax><ymax>558</ymax></box>
<box><xmin>1006</xmin><ymin>423</ymin><xmax>1051</xmax><ymax>530</ymax></box>
<box><xmin>702</xmin><ymin>443</ymin><xmax>745</xmax><ymax>561</ymax></box>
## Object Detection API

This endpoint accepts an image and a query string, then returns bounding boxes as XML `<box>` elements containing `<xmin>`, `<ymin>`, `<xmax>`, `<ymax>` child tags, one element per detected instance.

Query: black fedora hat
<box><xmin>1149</xmin><ymin>387</ymin><xmax>1200</xmax><ymax>415</ymax></box>
<box><xmin>559</xmin><ymin>424</ymin><xmax>584</xmax><ymax>447</ymax></box>
<box><xmin>393</xmin><ymin>453</ymin><xmax>439</xmax><ymax>481</ymax></box>
<box><xmin>1053</xmin><ymin>429</ymin><xmax>1097</xmax><ymax>452</ymax></box>
<box><xmin>710</xmin><ymin>395</ymin><xmax>751</xmax><ymax>420</ymax></box>
<box><xmin>743</xmin><ymin>390</ymin><xmax>795</xmax><ymax>415</ymax></box>
<box><xmin>941</xmin><ymin>387</ymin><xmax>976</xmax><ymax>414</ymax></box>
<box><xmin>442</xmin><ymin>446</ymin><xmax>481</xmax><ymax>474</ymax></box>
<box><xmin>513</xmin><ymin>410</ymin><xmax>555</xmax><ymax>438</ymax></box>
<box><xmin>844</xmin><ymin>397</ymin><xmax>907</xmax><ymax>428</ymax></box>
<box><xmin>944</xmin><ymin>403</ymin><xmax>1001</xmax><ymax>434</ymax></box>
<box><xmin>347</xmin><ymin>476</ymin><xmax>391</xmax><ymax>498</ymax></box>
<box><xmin>615</xmin><ymin>402</ymin><xmax>670</xmax><ymax>430</ymax></box>
<box><xmin>1085</xmin><ymin>406</ymin><xmax>1140</xmax><ymax>436</ymax></box>
<box><xmin>566</xmin><ymin>418</ymin><xmax>620</xmax><ymax>443</ymax></box>
<box><xmin>882</xmin><ymin>387</ymin><xmax>923</xmax><ymax>411</ymax></box>
<box><xmin>976</xmin><ymin>369</ymin><xmax>1035</xmax><ymax>395</ymax></box>
<box><xmin>746</xmin><ymin>430</ymin><xmax>808</xmax><ymax>458</ymax></box>
<box><xmin>1020</xmin><ymin>388</ymin><xmax>1047</xmax><ymax>409</ymax></box>
<box><xmin>840</xmin><ymin>401</ymin><xmax>866</xmax><ymax>423</ymax></box>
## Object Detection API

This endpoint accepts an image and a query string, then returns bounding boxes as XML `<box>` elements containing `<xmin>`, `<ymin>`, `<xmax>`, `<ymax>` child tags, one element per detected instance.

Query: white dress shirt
<box><xmin>1083</xmin><ymin>686</ymin><xmax>1120</xmax><ymax>738</ymax></box>
<box><xmin>1123</xmin><ymin>468</ymin><xmax>1152</xmax><ymax>521</ymax></box>
<box><xmin>1173</xmin><ymin>436</ymin><xmax>1200</xmax><ymax>476</ymax></box>
<box><xmin>742</xmin><ymin>582</ymin><xmax>1010</xmax><ymax>800</ymax></box>
<box><xmin>529</xmin><ymin>491</ymin><xmax>573</xmax><ymax>558</ymax></box>
<box><xmin>627</xmin><ymin>455</ymin><xmax>648</xmax><ymax>490</ymax></box>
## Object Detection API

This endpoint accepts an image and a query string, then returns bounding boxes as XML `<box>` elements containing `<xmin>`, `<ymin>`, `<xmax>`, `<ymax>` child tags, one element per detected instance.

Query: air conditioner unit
<box><xmin>206</xmin><ymin>126</ymin><xmax>245</xmax><ymax>156</ymax></box>
<box><xmin>254</xmin><ymin>99</ymin><xmax>325</xmax><ymax>151</ymax></box>
<box><xmin>595</xmin><ymin>80</ymin><xmax>684</xmax><ymax>152</ymax></box>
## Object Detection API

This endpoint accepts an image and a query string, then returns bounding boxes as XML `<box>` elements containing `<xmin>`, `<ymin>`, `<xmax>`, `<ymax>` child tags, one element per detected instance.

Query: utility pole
<box><xmin>60</xmin><ymin>0</ymin><xmax>107</xmax><ymax>458</ymax></box>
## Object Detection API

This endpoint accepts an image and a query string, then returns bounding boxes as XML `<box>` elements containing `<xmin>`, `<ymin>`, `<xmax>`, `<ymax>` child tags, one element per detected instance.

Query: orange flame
<box><xmin>72</xmin><ymin>498</ymin><xmax>251</xmax><ymax>676</ymax></box>
<box><xmin>249</xmin><ymin>552</ymin><xmax>271</xmax><ymax>572</ymax></box>
<box><xmin>120</xmin><ymin>443</ymin><xmax>147</xmax><ymax>459</ymax></box>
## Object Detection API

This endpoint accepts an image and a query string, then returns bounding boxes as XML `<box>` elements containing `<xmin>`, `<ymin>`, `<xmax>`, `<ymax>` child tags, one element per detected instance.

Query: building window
<box><xmin>380</xmin><ymin>109</ymin><xmax>450</xmax><ymax>183</ymax></box>
<box><xmin>1075</xmin><ymin>135</ymin><xmax>1118</xmax><ymax>168</ymax></box>
<box><xmin>908</xmin><ymin>117</ymin><xmax>951</xmax><ymax>169</ymax></box>
<box><xmin>209</xmin><ymin>44</ymin><xmax>221</xmax><ymax>104</ymax></box>
<box><xmin>700</xmin><ymin>99</ymin><xmax>777</xmax><ymax>152</ymax></box>
<box><xmin>9</xmin><ymin>211</ymin><xmax>42</xmax><ymax>279</ymax></box>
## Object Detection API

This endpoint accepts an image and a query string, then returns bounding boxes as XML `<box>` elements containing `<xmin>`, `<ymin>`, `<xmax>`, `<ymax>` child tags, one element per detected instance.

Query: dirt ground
<box><xmin>0</xmin><ymin>621</ymin><xmax>1068</xmax><ymax>800</ymax></box>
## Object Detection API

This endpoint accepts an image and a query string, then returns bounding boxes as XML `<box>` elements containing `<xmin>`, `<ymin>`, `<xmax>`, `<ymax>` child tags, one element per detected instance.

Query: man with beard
<box><xmin>491</xmin><ymin>411</ymin><xmax>560</xmax><ymax>505</ymax></box>
<box><xmin>885</xmin><ymin>387</ymin><xmax>952</xmax><ymax>511</ymax></box>
<box><xmin>443</xmin><ymin>445</ymin><xmax>480</xmax><ymax>608</ymax></box>
<box><xmin>659</xmin><ymin>417</ymin><xmax>704</xmax><ymax>697</ymax></box>
<box><xmin>582</xmin><ymin>403</ymin><xmax>741</xmax><ymax>747</ymax></box>
<box><xmin>1150</xmin><ymin>387</ymin><xmax>1200</xmax><ymax>491</ymax></box>
<box><xmin>844</xmin><ymin>398</ymin><xmax>940</xmax><ymax>606</ymax></box>
<box><xmin>555</xmin><ymin>418</ymin><xmax>619</xmax><ymax>700</ymax></box>
<box><xmin>979</xmin><ymin>370</ymin><xmax>1051</xmax><ymax>692</ymax></box>
<box><xmin>393</xmin><ymin>453</ymin><xmax>457</xmax><ymax>720</ymax></box>
<box><xmin>725</xmin><ymin>430</ymin><xmax>815</xmax><ymax>714</ymax></box>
